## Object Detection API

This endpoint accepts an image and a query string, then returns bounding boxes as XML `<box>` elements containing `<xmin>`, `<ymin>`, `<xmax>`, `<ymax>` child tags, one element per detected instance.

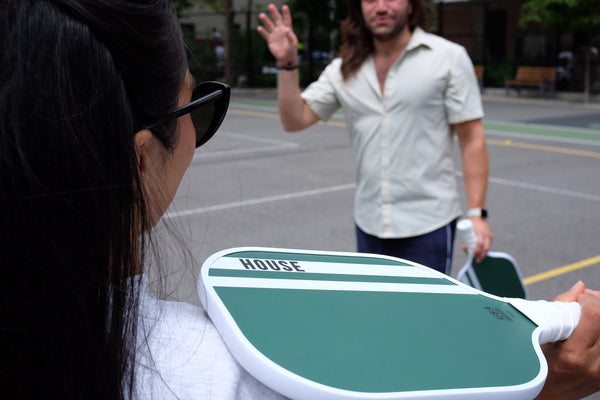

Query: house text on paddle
<box><xmin>238</xmin><ymin>258</ymin><xmax>305</xmax><ymax>272</ymax></box>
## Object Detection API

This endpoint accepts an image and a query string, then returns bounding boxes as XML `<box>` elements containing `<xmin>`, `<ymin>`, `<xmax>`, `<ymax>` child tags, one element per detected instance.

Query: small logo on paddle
<box><xmin>485</xmin><ymin>306</ymin><xmax>513</xmax><ymax>322</ymax></box>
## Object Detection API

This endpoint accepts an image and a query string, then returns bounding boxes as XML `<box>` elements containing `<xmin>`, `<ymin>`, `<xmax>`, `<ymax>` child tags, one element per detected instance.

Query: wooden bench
<box><xmin>505</xmin><ymin>66</ymin><xmax>557</xmax><ymax>96</ymax></box>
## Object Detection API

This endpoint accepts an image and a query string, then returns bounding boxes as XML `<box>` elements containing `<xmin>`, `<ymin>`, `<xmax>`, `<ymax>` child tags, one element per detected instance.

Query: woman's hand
<box><xmin>536</xmin><ymin>281</ymin><xmax>600</xmax><ymax>400</ymax></box>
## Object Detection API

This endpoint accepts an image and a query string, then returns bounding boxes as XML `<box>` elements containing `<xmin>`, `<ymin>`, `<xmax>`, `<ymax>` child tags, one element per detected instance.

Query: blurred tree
<box><xmin>173</xmin><ymin>0</ymin><xmax>201</xmax><ymax>16</ymax></box>
<box><xmin>520</xmin><ymin>0</ymin><xmax>600</xmax><ymax>101</ymax></box>
<box><xmin>224</xmin><ymin>0</ymin><xmax>234</xmax><ymax>84</ymax></box>
<box><xmin>288</xmin><ymin>0</ymin><xmax>347</xmax><ymax>85</ymax></box>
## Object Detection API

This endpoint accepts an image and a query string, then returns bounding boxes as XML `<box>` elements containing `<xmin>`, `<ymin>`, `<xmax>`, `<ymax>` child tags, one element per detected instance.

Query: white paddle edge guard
<box><xmin>455</xmin><ymin>251</ymin><xmax>530</xmax><ymax>300</ymax></box>
<box><xmin>198</xmin><ymin>247</ymin><xmax>556</xmax><ymax>400</ymax></box>
<box><xmin>509</xmin><ymin>298</ymin><xmax>581</xmax><ymax>344</ymax></box>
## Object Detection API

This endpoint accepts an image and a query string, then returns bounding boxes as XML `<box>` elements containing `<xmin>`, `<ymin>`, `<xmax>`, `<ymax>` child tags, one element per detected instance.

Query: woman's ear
<box><xmin>134</xmin><ymin>129</ymin><xmax>153</xmax><ymax>175</ymax></box>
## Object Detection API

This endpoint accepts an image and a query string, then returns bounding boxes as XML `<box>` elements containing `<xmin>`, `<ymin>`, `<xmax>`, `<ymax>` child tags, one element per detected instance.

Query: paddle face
<box><xmin>457</xmin><ymin>251</ymin><xmax>529</xmax><ymax>300</ymax></box>
<box><xmin>198</xmin><ymin>247</ymin><xmax>546</xmax><ymax>400</ymax></box>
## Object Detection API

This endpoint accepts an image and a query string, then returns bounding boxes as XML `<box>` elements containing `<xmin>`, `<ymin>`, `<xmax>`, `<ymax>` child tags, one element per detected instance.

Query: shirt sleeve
<box><xmin>300</xmin><ymin>59</ymin><xmax>342</xmax><ymax>122</ymax></box>
<box><xmin>445</xmin><ymin>46</ymin><xmax>484</xmax><ymax>124</ymax></box>
<box><xmin>136</xmin><ymin>288</ymin><xmax>289</xmax><ymax>400</ymax></box>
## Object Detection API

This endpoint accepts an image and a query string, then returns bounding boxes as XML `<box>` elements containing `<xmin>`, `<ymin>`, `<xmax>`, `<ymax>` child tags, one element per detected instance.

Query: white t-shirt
<box><xmin>132</xmin><ymin>275</ymin><xmax>286</xmax><ymax>400</ymax></box>
<box><xmin>301</xmin><ymin>28</ymin><xmax>484</xmax><ymax>238</ymax></box>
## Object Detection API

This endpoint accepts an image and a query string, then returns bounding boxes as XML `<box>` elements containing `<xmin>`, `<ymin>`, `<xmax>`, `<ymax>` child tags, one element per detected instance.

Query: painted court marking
<box><xmin>229</xmin><ymin>107</ymin><xmax>600</xmax><ymax>151</ymax></box>
<box><xmin>165</xmin><ymin>183</ymin><xmax>356</xmax><ymax>218</ymax></box>
<box><xmin>180</xmin><ymin>106</ymin><xmax>600</xmax><ymax>285</ymax></box>
<box><xmin>523</xmin><ymin>255</ymin><xmax>600</xmax><ymax>285</ymax></box>
<box><xmin>484</xmin><ymin>119</ymin><xmax>600</xmax><ymax>147</ymax></box>
<box><xmin>193</xmin><ymin>131</ymin><xmax>298</xmax><ymax>160</ymax></box>
<box><xmin>167</xmin><ymin>177</ymin><xmax>599</xmax><ymax>285</ymax></box>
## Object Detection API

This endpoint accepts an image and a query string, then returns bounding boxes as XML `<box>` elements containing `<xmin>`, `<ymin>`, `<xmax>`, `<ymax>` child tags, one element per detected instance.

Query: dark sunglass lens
<box><xmin>189</xmin><ymin>82</ymin><xmax>229</xmax><ymax>148</ymax></box>
<box><xmin>191</xmin><ymin>100</ymin><xmax>215</xmax><ymax>147</ymax></box>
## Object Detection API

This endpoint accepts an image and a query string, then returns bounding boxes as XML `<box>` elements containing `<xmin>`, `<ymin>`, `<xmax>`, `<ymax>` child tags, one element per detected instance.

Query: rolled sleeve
<box><xmin>301</xmin><ymin>59</ymin><xmax>342</xmax><ymax>122</ymax></box>
<box><xmin>445</xmin><ymin>47</ymin><xmax>484</xmax><ymax>125</ymax></box>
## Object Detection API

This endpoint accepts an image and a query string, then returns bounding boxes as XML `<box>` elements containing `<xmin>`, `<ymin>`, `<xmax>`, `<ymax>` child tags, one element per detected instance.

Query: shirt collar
<box><xmin>405</xmin><ymin>27</ymin><xmax>433</xmax><ymax>52</ymax></box>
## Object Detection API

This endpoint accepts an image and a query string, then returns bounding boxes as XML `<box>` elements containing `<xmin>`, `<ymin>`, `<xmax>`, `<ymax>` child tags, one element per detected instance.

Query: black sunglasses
<box><xmin>141</xmin><ymin>81</ymin><xmax>230</xmax><ymax>148</ymax></box>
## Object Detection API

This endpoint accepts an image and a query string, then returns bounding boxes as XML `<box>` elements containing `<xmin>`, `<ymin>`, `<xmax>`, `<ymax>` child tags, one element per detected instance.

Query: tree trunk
<box><xmin>246</xmin><ymin>0</ymin><xmax>253</xmax><ymax>86</ymax></box>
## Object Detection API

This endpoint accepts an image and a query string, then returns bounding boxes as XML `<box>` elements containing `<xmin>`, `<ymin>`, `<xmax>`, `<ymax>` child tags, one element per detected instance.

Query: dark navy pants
<box><xmin>355</xmin><ymin>220</ymin><xmax>457</xmax><ymax>275</ymax></box>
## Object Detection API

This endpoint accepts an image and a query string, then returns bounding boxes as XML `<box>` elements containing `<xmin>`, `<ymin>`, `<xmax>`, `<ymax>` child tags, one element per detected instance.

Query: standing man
<box><xmin>257</xmin><ymin>0</ymin><xmax>492</xmax><ymax>274</ymax></box>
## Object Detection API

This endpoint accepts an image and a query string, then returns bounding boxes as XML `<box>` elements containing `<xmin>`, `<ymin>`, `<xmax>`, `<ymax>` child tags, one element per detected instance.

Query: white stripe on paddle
<box><xmin>208</xmin><ymin>277</ymin><xmax>476</xmax><ymax>294</ymax></box>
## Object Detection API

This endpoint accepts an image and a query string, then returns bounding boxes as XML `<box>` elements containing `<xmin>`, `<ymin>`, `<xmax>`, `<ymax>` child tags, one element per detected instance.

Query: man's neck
<box><xmin>372</xmin><ymin>25</ymin><xmax>413</xmax><ymax>60</ymax></box>
<box><xmin>371</xmin><ymin>26</ymin><xmax>414</xmax><ymax>93</ymax></box>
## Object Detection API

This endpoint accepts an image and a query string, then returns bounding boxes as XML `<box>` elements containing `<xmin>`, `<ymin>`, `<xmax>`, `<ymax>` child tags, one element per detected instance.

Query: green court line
<box><xmin>209</xmin><ymin>268</ymin><xmax>454</xmax><ymax>285</ymax></box>
<box><xmin>230</xmin><ymin>101</ymin><xmax>600</xmax><ymax>144</ymax></box>
<box><xmin>484</xmin><ymin>120</ymin><xmax>600</xmax><ymax>143</ymax></box>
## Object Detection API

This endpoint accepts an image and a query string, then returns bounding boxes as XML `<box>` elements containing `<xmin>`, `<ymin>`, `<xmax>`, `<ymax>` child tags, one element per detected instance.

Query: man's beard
<box><xmin>369</xmin><ymin>16</ymin><xmax>408</xmax><ymax>42</ymax></box>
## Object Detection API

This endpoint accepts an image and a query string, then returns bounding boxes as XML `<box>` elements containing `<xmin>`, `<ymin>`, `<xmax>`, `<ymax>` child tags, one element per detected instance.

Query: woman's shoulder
<box><xmin>135</xmin><ymin>277</ymin><xmax>286</xmax><ymax>399</ymax></box>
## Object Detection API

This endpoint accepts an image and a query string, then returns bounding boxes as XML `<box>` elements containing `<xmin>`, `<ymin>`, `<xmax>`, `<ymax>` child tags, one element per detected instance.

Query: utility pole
<box><xmin>246</xmin><ymin>0</ymin><xmax>254</xmax><ymax>86</ymax></box>
<box><xmin>224</xmin><ymin>0</ymin><xmax>234</xmax><ymax>84</ymax></box>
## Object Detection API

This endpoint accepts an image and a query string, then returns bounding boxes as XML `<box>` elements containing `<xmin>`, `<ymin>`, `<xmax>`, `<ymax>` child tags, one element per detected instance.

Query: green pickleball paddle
<box><xmin>198</xmin><ymin>247</ymin><xmax>580</xmax><ymax>400</ymax></box>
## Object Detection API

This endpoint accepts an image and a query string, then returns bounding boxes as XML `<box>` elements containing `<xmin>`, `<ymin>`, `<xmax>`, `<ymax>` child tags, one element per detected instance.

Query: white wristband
<box><xmin>466</xmin><ymin>208</ymin><xmax>488</xmax><ymax>218</ymax></box>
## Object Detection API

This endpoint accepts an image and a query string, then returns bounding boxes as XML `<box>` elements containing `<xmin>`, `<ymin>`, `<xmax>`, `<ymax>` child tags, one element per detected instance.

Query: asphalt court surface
<box><xmin>156</xmin><ymin>90</ymin><xmax>600</xmax><ymax>319</ymax></box>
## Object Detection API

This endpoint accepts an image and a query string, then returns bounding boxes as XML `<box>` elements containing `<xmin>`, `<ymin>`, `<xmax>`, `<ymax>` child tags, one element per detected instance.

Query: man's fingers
<box><xmin>258</xmin><ymin>12</ymin><xmax>275</xmax><ymax>33</ymax></box>
<box><xmin>268</xmin><ymin>3</ymin><xmax>283</xmax><ymax>24</ymax></box>
<box><xmin>281</xmin><ymin>4</ymin><xmax>293</xmax><ymax>27</ymax></box>
<box><xmin>256</xmin><ymin>25</ymin><xmax>269</xmax><ymax>41</ymax></box>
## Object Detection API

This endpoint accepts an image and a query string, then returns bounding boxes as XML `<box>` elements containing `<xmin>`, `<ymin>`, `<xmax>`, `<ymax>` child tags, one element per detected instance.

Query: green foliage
<box><xmin>230</xmin><ymin>27</ymin><xmax>278</xmax><ymax>87</ymax></box>
<box><xmin>184</xmin><ymin>28</ymin><xmax>220</xmax><ymax>82</ymax></box>
<box><xmin>288</xmin><ymin>0</ymin><xmax>348</xmax><ymax>55</ymax></box>
<box><xmin>520</xmin><ymin>0</ymin><xmax>600</xmax><ymax>35</ymax></box>
<box><xmin>173</xmin><ymin>0</ymin><xmax>200</xmax><ymax>15</ymax></box>
<box><xmin>199</xmin><ymin>0</ymin><xmax>224</xmax><ymax>12</ymax></box>
<box><xmin>485</xmin><ymin>60</ymin><xmax>517</xmax><ymax>87</ymax></box>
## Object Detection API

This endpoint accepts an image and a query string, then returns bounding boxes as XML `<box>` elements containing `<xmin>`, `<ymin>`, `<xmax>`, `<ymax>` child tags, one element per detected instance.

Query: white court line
<box><xmin>488</xmin><ymin>176</ymin><xmax>600</xmax><ymax>202</ymax></box>
<box><xmin>193</xmin><ymin>131</ymin><xmax>298</xmax><ymax>160</ymax></box>
<box><xmin>456</xmin><ymin>171</ymin><xmax>600</xmax><ymax>202</ymax></box>
<box><xmin>167</xmin><ymin>175</ymin><xmax>599</xmax><ymax>219</ymax></box>
<box><xmin>165</xmin><ymin>183</ymin><xmax>356</xmax><ymax>219</ymax></box>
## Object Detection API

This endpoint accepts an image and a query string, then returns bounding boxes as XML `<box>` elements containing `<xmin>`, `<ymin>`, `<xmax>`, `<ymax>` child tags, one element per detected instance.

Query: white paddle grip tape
<box><xmin>457</xmin><ymin>219</ymin><xmax>477</xmax><ymax>255</ymax></box>
<box><xmin>510</xmin><ymin>298</ymin><xmax>581</xmax><ymax>344</ymax></box>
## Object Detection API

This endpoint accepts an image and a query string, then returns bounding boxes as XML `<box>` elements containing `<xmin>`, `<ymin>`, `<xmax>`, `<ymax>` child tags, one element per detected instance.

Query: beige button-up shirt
<box><xmin>301</xmin><ymin>28</ymin><xmax>484</xmax><ymax>238</ymax></box>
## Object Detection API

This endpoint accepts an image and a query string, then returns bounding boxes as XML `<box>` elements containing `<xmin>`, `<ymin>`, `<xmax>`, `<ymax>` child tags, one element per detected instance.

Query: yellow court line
<box><xmin>487</xmin><ymin>138</ymin><xmax>600</xmax><ymax>158</ymax></box>
<box><xmin>230</xmin><ymin>108</ymin><xmax>348</xmax><ymax>128</ymax></box>
<box><xmin>230</xmin><ymin>108</ymin><xmax>600</xmax><ymax>158</ymax></box>
<box><xmin>229</xmin><ymin>108</ymin><xmax>281</xmax><ymax>120</ymax></box>
<box><xmin>523</xmin><ymin>255</ymin><xmax>600</xmax><ymax>285</ymax></box>
<box><xmin>319</xmin><ymin>120</ymin><xmax>347</xmax><ymax>128</ymax></box>
<box><xmin>230</xmin><ymin>106</ymin><xmax>600</xmax><ymax>287</ymax></box>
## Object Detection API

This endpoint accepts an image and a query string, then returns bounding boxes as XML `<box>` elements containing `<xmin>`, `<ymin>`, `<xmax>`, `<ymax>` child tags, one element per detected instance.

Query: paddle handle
<box><xmin>457</xmin><ymin>219</ymin><xmax>477</xmax><ymax>255</ymax></box>
<box><xmin>510</xmin><ymin>298</ymin><xmax>581</xmax><ymax>344</ymax></box>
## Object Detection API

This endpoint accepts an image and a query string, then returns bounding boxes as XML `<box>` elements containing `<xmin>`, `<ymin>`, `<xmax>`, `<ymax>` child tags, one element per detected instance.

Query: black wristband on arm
<box><xmin>277</xmin><ymin>63</ymin><xmax>299</xmax><ymax>70</ymax></box>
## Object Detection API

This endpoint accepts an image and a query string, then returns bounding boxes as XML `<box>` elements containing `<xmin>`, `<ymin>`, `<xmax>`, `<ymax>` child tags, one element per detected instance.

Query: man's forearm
<box><xmin>276</xmin><ymin>68</ymin><xmax>308</xmax><ymax>132</ymax></box>
<box><xmin>457</xmin><ymin>120</ymin><xmax>489</xmax><ymax>209</ymax></box>
<box><xmin>462</xmin><ymin>136</ymin><xmax>489</xmax><ymax>209</ymax></box>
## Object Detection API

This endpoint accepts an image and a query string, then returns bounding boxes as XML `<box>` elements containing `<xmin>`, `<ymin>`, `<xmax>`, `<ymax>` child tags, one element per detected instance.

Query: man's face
<box><xmin>361</xmin><ymin>0</ymin><xmax>413</xmax><ymax>41</ymax></box>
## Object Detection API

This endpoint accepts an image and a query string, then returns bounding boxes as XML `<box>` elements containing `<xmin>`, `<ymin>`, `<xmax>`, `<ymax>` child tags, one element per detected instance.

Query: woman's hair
<box><xmin>338</xmin><ymin>0</ymin><xmax>428</xmax><ymax>80</ymax></box>
<box><xmin>0</xmin><ymin>0</ymin><xmax>186</xmax><ymax>398</ymax></box>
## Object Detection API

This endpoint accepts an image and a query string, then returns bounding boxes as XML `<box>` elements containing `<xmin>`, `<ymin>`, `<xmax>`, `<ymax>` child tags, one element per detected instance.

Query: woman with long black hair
<box><xmin>0</xmin><ymin>1</ymin><xmax>283</xmax><ymax>398</ymax></box>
